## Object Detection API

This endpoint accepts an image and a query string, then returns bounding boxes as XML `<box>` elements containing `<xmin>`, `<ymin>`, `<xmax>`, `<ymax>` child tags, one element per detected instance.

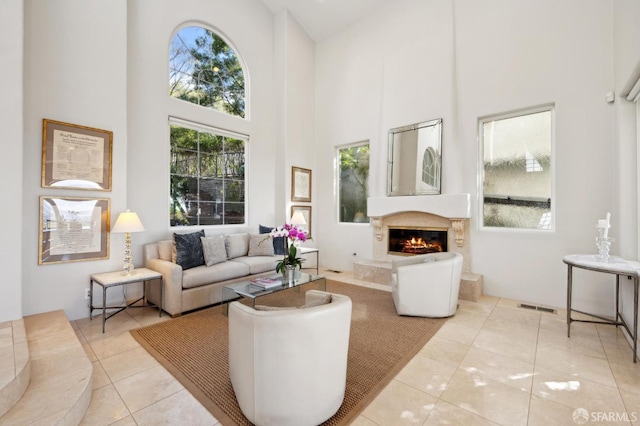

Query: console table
<box><xmin>563</xmin><ymin>254</ymin><xmax>639</xmax><ymax>363</ymax></box>
<box><xmin>90</xmin><ymin>268</ymin><xmax>163</xmax><ymax>333</ymax></box>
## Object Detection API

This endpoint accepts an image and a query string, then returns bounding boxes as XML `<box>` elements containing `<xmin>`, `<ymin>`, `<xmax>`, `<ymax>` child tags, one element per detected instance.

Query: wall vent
<box><xmin>518</xmin><ymin>303</ymin><xmax>557</xmax><ymax>314</ymax></box>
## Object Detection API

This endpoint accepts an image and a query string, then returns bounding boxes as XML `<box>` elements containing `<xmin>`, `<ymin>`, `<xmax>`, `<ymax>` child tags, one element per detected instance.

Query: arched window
<box><xmin>169</xmin><ymin>26</ymin><xmax>246</xmax><ymax>118</ymax></box>
<box><xmin>422</xmin><ymin>147</ymin><xmax>439</xmax><ymax>188</ymax></box>
<box><xmin>168</xmin><ymin>25</ymin><xmax>248</xmax><ymax>227</ymax></box>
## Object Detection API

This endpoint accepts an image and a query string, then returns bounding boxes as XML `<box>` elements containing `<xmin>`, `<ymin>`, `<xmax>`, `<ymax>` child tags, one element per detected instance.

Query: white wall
<box><xmin>0</xmin><ymin>0</ymin><xmax>24</xmax><ymax>322</ymax></box>
<box><xmin>612</xmin><ymin>0</ymin><xmax>640</xmax><ymax>357</ymax></box>
<box><xmin>274</xmin><ymin>11</ymin><xmax>316</xmax><ymax>229</ymax></box>
<box><xmin>315</xmin><ymin>0</ymin><xmax>627</xmax><ymax>315</ymax></box>
<box><xmin>458</xmin><ymin>0</ymin><xmax>615</xmax><ymax>313</ymax></box>
<box><xmin>22</xmin><ymin>0</ymin><xmax>128</xmax><ymax>321</ymax></box>
<box><xmin>19</xmin><ymin>0</ymin><xmax>278</xmax><ymax>321</ymax></box>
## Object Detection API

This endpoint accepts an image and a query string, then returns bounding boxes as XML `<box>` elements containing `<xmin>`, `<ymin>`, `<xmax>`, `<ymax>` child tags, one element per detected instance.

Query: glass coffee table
<box><xmin>222</xmin><ymin>272</ymin><xmax>326</xmax><ymax>315</ymax></box>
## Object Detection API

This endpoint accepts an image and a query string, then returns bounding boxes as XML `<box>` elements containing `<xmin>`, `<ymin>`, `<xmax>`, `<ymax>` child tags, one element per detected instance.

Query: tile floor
<box><xmin>74</xmin><ymin>271</ymin><xmax>640</xmax><ymax>425</ymax></box>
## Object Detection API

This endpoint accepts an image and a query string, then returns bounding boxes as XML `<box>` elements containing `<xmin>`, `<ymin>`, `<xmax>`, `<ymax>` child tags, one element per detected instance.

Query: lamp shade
<box><xmin>111</xmin><ymin>210</ymin><xmax>145</xmax><ymax>233</ymax></box>
<box><xmin>290</xmin><ymin>210</ymin><xmax>307</xmax><ymax>226</ymax></box>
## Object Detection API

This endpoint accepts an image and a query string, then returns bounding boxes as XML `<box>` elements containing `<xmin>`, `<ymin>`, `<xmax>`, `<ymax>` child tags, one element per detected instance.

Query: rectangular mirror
<box><xmin>387</xmin><ymin>118</ymin><xmax>442</xmax><ymax>196</ymax></box>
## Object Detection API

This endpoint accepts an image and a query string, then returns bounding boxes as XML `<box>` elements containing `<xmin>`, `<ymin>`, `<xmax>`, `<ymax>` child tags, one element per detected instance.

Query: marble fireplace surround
<box><xmin>367</xmin><ymin>194</ymin><xmax>472</xmax><ymax>272</ymax></box>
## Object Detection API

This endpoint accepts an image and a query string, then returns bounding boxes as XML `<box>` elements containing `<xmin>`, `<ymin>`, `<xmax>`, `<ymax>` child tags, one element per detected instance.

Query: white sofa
<box><xmin>391</xmin><ymin>252</ymin><xmax>463</xmax><ymax>317</ymax></box>
<box><xmin>144</xmin><ymin>232</ymin><xmax>281</xmax><ymax>316</ymax></box>
<box><xmin>228</xmin><ymin>290</ymin><xmax>352</xmax><ymax>426</ymax></box>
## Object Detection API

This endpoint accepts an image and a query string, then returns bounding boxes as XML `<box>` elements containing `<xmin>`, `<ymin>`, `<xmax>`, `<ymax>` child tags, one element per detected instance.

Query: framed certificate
<box><xmin>291</xmin><ymin>166</ymin><xmax>311</xmax><ymax>202</ymax></box>
<box><xmin>39</xmin><ymin>196</ymin><xmax>110</xmax><ymax>265</ymax></box>
<box><xmin>42</xmin><ymin>119</ymin><xmax>113</xmax><ymax>191</ymax></box>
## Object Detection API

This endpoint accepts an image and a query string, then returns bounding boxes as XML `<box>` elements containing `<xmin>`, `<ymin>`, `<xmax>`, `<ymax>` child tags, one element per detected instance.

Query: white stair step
<box><xmin>0</xmin><ymin>311</ymin><xmax>92</xmax><ymax>425</ymax></box>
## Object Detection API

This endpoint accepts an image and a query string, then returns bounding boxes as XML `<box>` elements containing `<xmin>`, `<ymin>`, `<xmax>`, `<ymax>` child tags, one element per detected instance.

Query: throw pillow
<box><xmin>200</xmin><ymin>235</ymin><xmax>227</xmax><ymax>266</ymax></box>
<box><xmin>172</xmin><ymin>229</ymin><xmax>205</xmax><ymax>270</ymax></box>
<box><xmin>248</xmin><ymin>234</ymin><xmax>275</xmax><ymax>257</ymax></box>
<box><xmin>225</xmin><ymin>233</ymin><xmax>250</xmax><ymax>259</ymax></box>
<box><xmin>259</xmin><ymin>224</ymin><xmax>286</xmax><ymax>256</ymax></box>
<box><xmin>300</xmin><ymin>293</ymin><xmax>332</xmax><ymax>309</ymax></box>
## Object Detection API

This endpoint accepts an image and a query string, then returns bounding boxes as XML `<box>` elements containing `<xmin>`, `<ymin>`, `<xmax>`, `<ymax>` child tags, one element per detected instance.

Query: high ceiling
<box><xmin>259</xmin><ymin>0</ymin><xmax>395</xmax><ymax>41</ymax></box>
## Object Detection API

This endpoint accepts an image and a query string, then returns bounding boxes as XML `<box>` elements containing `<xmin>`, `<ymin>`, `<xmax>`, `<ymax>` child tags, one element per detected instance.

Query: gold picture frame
<box><xmin>38</xmin><ymin>196</ymin><xmax>110</xmax><ymax>265</ymax></box>
<box><xmin>291</xmin><ymin>166</ymin><xmax>312</xmax><ymax>202</ymax></box>
<box><xmin>291</xmin><ymin>205</ymin><xmax>312</xmax><ymax>239</ymax></box>
<box><xmin>42</xmin><ymin>119</ymin><xmax>113</xmax><ymax>191</ymax></box>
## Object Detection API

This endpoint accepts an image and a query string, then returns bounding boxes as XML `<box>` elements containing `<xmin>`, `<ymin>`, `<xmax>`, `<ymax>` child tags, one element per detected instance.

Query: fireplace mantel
<box><xmin>367</xmin><ymin>194</ymin><xmax>471</xmax><ymax>219</ymax></box>
<box><xmin>367</xmin><ymin>194</ymin><xmax>471</xmax><ymax>248</ymax></box>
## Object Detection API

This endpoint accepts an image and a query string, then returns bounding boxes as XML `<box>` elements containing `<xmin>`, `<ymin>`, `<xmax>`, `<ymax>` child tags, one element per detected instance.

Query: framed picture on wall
<box><xmin>291</xmin><ymin>205</ymin><xmax>312</xmax><ymax>239</ymax></box>
<box><xmin>42</xmin><ymin>119</ymin><xmax>113</xmax><ymax>191</ymax></box>
<box><xmin>38</xmin><ymin>196</ymin><xmax>110</xmax><ymax>265</ymax></box>
<box><xmin>291</xmin><ymin>166</ymin><xmax>312</xmax><ymax>202</ymax></box>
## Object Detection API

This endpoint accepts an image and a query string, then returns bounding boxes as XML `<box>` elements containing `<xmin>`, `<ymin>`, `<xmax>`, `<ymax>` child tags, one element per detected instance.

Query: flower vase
<box><xmin>282</xmin><ymin>265</ymin><xmax>297</xmax><ymax>286</ymax></box>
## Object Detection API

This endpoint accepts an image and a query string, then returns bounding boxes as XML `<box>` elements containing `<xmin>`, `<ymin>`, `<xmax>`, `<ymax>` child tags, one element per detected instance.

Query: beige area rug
<box><xmin>130</xmin><ymin>279</ymin><xmax>446</xmax><ymax>425</ymax></box>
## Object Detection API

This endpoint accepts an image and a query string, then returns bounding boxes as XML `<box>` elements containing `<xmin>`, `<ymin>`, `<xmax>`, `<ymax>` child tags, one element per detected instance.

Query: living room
<box><xmin>1</xmin><ymin>0</ymin><xmax>640</xmax><ymax>423</ymax></box>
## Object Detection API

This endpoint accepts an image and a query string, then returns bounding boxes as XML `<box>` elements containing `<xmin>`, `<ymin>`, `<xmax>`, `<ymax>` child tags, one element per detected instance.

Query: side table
<box><xmin>299</xmin><ymin>247</ymin><xmax>319</xmax><ymax>274</ymax></box>
<box><xmin>563</xmin><ymin>254</ymin><xmax>639</xmax><ymax>363</ymax></box>
<box><xmin>90</xmin><ymin>268</ymin><xmax>163</xmax><ymax>333</ymax></box>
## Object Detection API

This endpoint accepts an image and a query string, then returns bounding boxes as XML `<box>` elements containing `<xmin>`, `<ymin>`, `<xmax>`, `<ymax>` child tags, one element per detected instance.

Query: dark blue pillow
<box><xmin>259</xmin><ymin>225</ymin><xmax>286</xmax><ymax>256</ymax></box>
<box><xmin>173</xmin><ymin>229</ymin><xmax>205</xmax><ymax>270</ymax></box>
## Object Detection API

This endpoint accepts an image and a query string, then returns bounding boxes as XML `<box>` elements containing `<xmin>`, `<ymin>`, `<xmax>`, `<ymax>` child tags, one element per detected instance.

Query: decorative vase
<box><xmin>282</xmin><ymin>265</ymin><xmax>297</xmax><ymax>286</ymax></box>
<box><xmin>596</xmin><ymin>236</ymin><xmax>614</xmax><ymax>262</ymax></box>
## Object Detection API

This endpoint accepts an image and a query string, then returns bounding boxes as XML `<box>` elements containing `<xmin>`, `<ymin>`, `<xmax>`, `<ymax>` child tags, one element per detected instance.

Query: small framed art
<box><xmin>291</xmin><ymin>205</ymin><xmax>312</xmax><ymax>239</ymax></box>
<box><xmin>42</xmin><ymin>119</ymin><xmax>113</xmax><ymax>191</ymax></box>
<box><xmin>291</xmin><ymin>166</ymin><xmax>312</xmax><ymax>202</ymax></box>
<box><xmin>38</xmin><ymin>196</ymin><xmax>110</xmax><ymax>265</ymax></box>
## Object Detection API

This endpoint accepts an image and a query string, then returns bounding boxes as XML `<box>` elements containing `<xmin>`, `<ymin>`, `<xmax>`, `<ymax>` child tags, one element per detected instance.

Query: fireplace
<box><xmin>388</xmin><ymin>227</ymin><xmax>448</xmax><ymax>255</ymax></box>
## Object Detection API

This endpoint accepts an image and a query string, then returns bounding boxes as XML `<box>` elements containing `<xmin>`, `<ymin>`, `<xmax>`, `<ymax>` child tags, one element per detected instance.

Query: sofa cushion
<box><xmin>182</xmin><ymin>261</ymin><xmax>250</xmax><ymax>289</ymax></box>
<box><xmin>259</xmin><ymin>225</ymin><xmax>286</xmax><ymax>256</ymax></box>
<box><xmin>172</xmin><ymin>230</ymin><xmax>205</xmax><ymax>270</ymax></box>
<box><xmin>230</xmin><ymin>256</ymin><xmax>279</xmax><ymax>275</ymax></box>
<box><xmin>201</xmin><ymin>235</ymin><xmax>227</xmax><ymax>266</ymax></box>
<box><xmin>157</xmin><ymin>240</ymin><xmax>172</xmax><ymax>261</ymax></box>
<box><xmin>248</xmin><ymin>234</ymin><xmax>274</xmax><ymax>257</ymax></box>
<box><xmin>226</xmin><ymin>233</ymin><xmax>250</xmax><ymax>259</ymax></box>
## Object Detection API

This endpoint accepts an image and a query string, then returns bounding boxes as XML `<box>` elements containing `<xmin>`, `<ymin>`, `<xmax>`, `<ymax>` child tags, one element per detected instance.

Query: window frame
<box><xmin>168</xmin><ymin>117</ymin><xmax>249</xmax><ymax>228</ymax></box>
<box><xmin>168</xmin><ymin>24</ymin><xmax>250</xmax><ymax>120</ymax></box>
<box><xmin>336</xmin><ymin>141</ymin><xmax>371</xmax><ymax>225</ymax></box>
<box><xmin>477</xmin><ymin>104</ymin><xmax>556</xmax><ymax>233</ymax></box>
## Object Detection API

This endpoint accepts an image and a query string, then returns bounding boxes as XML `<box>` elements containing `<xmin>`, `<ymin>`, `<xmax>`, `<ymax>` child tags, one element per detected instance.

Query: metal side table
<box><xmin>90</xmin><ymin>268</ymin><xmax>163</xmax><ymax>333</ymax></box>
<box><xmin>563</xmin><ymin>254</ymin><xmax>639</xmax><ymax>363</ymax></box>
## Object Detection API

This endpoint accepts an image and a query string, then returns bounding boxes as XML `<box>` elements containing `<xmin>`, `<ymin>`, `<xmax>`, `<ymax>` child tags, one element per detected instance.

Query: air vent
<box><xmin>518</xmin><ymin>303</ymin><xmax>557</xmax><ymax>314</ymax></box>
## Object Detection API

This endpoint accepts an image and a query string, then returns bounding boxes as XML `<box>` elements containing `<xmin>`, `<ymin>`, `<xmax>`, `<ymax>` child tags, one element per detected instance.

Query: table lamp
<box><xmin>291</xmin><ymin>210</ymin><xmax>307</xmax><ymax>226</ymax></box>
<box><xmin>111</xmin><ymin>210</ymin><xmax>145</xmax><ymax>275</ymax></box>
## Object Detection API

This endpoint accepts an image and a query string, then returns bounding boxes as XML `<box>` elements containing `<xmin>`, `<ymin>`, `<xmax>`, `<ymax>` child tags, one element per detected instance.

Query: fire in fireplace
<box><xmin>388</xmin><ymin>227</ymin><xmax>448</xmax><ymax>255</ymax></box>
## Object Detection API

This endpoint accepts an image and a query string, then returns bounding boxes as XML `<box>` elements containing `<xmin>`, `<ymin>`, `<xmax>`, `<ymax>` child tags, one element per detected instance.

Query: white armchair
<box><xmin>391</xmin><ymin>252</ymin><xmax>463</xmax><ymax>317</ymax></box>
<box><xmin>228</xmin><ymin>290</ymin><xmax>352</xmax><ymax>426</ymax></box>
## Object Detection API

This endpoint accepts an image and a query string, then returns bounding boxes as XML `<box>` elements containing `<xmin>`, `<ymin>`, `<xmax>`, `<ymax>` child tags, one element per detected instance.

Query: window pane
<box><xmin>481</xmin><ymin>108</ymin><xmax>552</xmax><ymax>229</ymax></box>
<box><xmin>169</xmin><ymin>124</ymin><xmax>246</xmax><ymax>226</ymax></box>
<box><xmin>339</xmin><ymin>144</ymin><xmax>370</xmax><ymax>223</ymax></box>
<box><xmin>169</xmin><ymin>26</ymin><xmax>245</xmax><ymax>118</ymax></box>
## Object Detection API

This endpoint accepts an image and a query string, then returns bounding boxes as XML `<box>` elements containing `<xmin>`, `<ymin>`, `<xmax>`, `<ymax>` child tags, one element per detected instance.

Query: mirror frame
<box><xmin>387</xmin><ymin>118</ymin><xmax>443</xmax><ymax>196</ymax></box>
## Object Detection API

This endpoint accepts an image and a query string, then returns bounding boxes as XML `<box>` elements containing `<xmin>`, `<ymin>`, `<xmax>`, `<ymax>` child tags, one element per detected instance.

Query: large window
<box><xmin>170</xmin><ymin>122</ymin><xmax>246</xmax><ymax>226</ymax></box>
<box><xmin>480</xmin><ymin>105</ymin><xmax>554</xmax><ymax>230</ymax></box>
<box><xmin>169</xmin><ymin>26</ymin><xmax>245</xmax><ymax>118</ymax></box>
<box><xmin>338</xmin><ymin>143</ymin><xmax>370</xmax><ymax>223</ymax></box>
